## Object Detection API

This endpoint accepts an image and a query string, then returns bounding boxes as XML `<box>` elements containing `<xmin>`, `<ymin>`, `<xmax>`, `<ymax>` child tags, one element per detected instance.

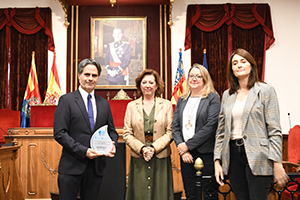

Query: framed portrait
<box><xmin>91</xmin><ymin>16</ymin><xmax>147</xmax><ymax>89</ymax></box>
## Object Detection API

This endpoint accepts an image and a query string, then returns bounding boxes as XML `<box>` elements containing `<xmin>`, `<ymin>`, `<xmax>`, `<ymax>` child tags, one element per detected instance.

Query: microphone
<box><xmin>0</xmin><ymin>126</ymin><xmax>7</xmax><ymax>135</ymax></box>
<box><xmin>0</xmin><ymin>127</ymin><xmax>15</xmax><ymax>147</ymax></box>
<box><xmin>288</xmin><ymin>113</ymin><xmax>292</xmax><ymax>129</ymax></box>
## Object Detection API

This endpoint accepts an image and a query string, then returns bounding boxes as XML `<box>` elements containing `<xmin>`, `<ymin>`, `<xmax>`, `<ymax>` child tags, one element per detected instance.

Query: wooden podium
<box><xmin>3</xmin><ymin>103</ymin><xmax>186</xmax><ymax>199</ymax></box>
<box><xmin>5</xmin><ymin>128</ymin><xmax>61</xmax><ymax>199</ymax></box>
<box><xmin>0</xmin><ymin>145</ymin><xmax>23</xmax><ymax>200</ymax></box>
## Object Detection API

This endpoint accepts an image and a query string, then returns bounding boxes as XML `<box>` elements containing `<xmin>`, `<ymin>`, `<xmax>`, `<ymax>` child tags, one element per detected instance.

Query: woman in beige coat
<box><xmin>123</xmin><ymin>69</ymin><xmax>174</xmax><ymax>200</ymax></box>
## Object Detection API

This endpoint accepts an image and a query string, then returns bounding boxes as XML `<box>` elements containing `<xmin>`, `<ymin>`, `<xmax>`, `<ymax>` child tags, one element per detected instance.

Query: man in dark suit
<box><xmin>54</xmin><ymin>58</ymin><xmax>119</xmax><ymax>200</ymax></box>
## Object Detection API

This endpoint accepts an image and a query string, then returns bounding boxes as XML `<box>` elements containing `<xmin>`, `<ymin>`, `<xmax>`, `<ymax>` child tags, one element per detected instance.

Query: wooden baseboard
<box><xmin>25</xmin><ymin>199</ymin><xmax>51</xmax><ymax>200</ymax></box>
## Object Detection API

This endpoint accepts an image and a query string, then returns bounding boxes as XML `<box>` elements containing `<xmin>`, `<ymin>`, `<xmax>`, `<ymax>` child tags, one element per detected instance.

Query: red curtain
<box><xmin>0</xmin><ymin>7</ymin><xmax>54</xmax><ymax>111</ymax></box>
<box><xmin>184</xmin><ymin>4</ymin><xmax>274</xmax><ymax>96</ymax></box>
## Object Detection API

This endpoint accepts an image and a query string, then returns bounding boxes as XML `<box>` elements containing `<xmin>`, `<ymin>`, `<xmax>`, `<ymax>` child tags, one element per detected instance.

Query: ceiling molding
<box><xmin>65</xmin><ymin>0</ymin><xmax>170</xmax><ymax>6</ymax></box>
<box><xmin>57</xmin><ymin>0</ymin><xmax>70</xmax><ymax>27</ymax></box>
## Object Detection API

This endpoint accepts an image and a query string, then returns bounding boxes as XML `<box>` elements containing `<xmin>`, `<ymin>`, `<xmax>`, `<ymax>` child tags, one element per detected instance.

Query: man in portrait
<box><xmin>105</xmin><ymin>27</ymin><xmax>131</xmax><ymax>85</ymax></box>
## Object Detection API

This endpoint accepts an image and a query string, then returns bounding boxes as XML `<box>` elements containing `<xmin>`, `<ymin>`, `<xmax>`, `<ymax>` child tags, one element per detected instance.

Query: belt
<box><xmin>145</xmin><ymin>134</ymin><xmax>153</xmax><ymax>143</ymax></box>
<box><xmin>234</xmin><ymin>138</ymin><xmax>244</xmax><ymax>146</ymax></box>
<box><xmin>231</xmin><ymin>139</ymin><xmax>244</xmax><ymax>153</ymax></box>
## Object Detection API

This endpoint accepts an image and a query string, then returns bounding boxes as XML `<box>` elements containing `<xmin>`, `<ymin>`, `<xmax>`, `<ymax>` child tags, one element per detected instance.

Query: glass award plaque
<box><xmin>90</xmin><ymin>125</ymin><xmax>113</xmax><ymax>154</ymax></box>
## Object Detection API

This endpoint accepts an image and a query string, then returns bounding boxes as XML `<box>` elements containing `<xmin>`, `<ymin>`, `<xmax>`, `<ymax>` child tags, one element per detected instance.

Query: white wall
<box><xmin>1</xmin><ymin>0</ymin><xmax>299</xmax><ymax>134</ymax></box>
<box><xmin>0</xmin><ymin>0</ymin><xmax>67</xmax><ymax>94</ymax></box>
<box><xmin>171</xmin><ymin>0</ymin><xmax>300</xmax><ymax>134</ymax></box>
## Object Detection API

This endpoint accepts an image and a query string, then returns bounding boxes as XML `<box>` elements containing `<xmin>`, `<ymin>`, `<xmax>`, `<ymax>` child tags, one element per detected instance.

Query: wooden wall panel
<box><xmin>28</xmin><ymin>143</ymin><xmax>37</xmax><ymax>196</ymax></box>
<box><xmin>0</xmin><ymin>146</ymin><xmax>23</xmax><ymax>200</ymax></box>
<box><xmin>170</xmin><ymin>141</ymin><xmax>184</xmax><ymax>195</ymax></box>
<box><xmin>6</xmin><ymin>128</ymin><xmax>61</xmax><ymax>199</ymax></box>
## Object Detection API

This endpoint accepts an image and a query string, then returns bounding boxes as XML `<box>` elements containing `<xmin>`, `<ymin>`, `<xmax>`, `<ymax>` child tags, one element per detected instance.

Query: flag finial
<box><xmin>179</xmin><ymin>48</ymin><xmax>182</xmax><ymax>52</ymax></box>
<box><xmin>203</xmin><ymin>49</ymin><xmax>206</xmax><ymax>54</ymax></box>
<box><xmin>32</xmin><ymin>51</ymin><xmax>35</xmax><ymax>55</ymax></box>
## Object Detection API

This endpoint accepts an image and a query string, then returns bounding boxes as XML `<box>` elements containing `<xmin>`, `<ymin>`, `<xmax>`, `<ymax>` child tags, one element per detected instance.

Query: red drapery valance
<box><xmin>184</xmin><ymin>3</ymin><xmax>274</xmax><ymax>85</ymax></box>
<box><xmin>0</xmin><ymin>7</ymin><xmax>55</xmax><ymax>51</ymax></box>
<box><xmin>0</xmin><ymin>7</ymin><xmax>54</xmax><ymax>109</ymax></box>
<box><xmin>185</xmin><ymin>4</ymin><xmax>274</xmax><ymax>51</ymax></box>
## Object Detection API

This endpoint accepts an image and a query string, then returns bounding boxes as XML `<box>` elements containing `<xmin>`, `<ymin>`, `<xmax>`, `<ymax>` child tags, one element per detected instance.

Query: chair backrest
<box><xmin>30</xmin><ymin>105</ymin><xmax>57</xmax><ymax>127</ymax></box>
<box><xmin>288</xmin><ymin>125</ymin><xmax>300</xmax><ymax>163</ymax></box>
<box><xmin>108</xmin><ymin>100</ymin><xmax>132</xmax><ymax>128</ymax></box>
<box><xmin>0</xmin><ymin>108</ymin><xmax>20</xmax><ymax>143</ymax></box>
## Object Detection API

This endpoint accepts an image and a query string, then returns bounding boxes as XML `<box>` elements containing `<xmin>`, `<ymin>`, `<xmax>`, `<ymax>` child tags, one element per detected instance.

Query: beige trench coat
<box><xmin>123</xmin><ymin>97</ymin><xmax>173</xmax><ymax>158</ymax></box>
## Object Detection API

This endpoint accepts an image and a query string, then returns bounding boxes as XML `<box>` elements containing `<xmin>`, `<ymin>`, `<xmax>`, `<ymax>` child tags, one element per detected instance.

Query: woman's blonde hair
<box><xmin>181</xmin><ymin>63</ymin><xmax>217</xmax><ymax>100</ymax></box>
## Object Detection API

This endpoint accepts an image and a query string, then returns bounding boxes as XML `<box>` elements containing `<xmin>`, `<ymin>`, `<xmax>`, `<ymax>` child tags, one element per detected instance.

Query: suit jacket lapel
<box><xmin>179</xmin><ymin>98</ymin><xmax>188</xmax><ymax>127</ymax></box>
<box><xmin>136</xmin><ymin>97</ymin><xmax>164</xmax><ymax>119</ymax></box>
<box><xmin>242</xmin><ymin>83</ymin><xmax>260</xmax><ymax>132</ymax></box>
<box><xmin>225</xmin><ymin>92</ymin><xmax>236</xmax><ymax>134</ymax></box>
<box><xmin>155</xmin><ymin>98</ymin><xmax>164</xmax><ymax>118</ymax></box>
<box><xmin>94</xmin><ymin>95</ymin><xmax>103</xmax><ymax>132</ymax></box>
<box><xmin>196</xmin><ymin>97</ymin><xmax>205</xmax><ymax>119</ymax></box>
<box><xmin>74</xmin><ymin>90</ymin><xmax>90</xmax><ymax>131</ymax></box>
<box><xmin>135</xmin><ymin>97</ymin><xmax>144</xmax><ymax>118</ymax></box>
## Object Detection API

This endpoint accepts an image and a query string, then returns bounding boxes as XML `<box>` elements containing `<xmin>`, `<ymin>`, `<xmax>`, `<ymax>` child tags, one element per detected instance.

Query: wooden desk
<box><xmin>5</xmin><ymin>128</ymin><xmax>183</xmax><ymax>199</ymax></box>
<box><xmin>5</xmin><ymin>128</ymin><xmax>61</xmax><ymax>199</ymax></box>
<box><xmin>0</xmin><ymin>145</ymin><xmax>23</xmax><ymax>200</ymax></box>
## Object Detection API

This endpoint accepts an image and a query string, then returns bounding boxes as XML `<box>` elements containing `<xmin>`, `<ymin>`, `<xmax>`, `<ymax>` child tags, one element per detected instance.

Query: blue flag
<box><xmin>20</xmin><ymin>52</ymin><xmax>42</xmax><ymax>127</ymax></box>
<box><xmin>203</xmin><ymin>51</ymin><xmax>208</xmax><ymax>70</ymax></box>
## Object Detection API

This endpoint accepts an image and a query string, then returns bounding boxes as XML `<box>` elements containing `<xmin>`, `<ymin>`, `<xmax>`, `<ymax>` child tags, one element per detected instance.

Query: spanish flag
<box><xmin>171</xmin><ymin>49</ymin><xmax>186</xmax><ymax>105</ymax></box>
<box><xmin>44</xmin><ymin>52</ymin><xmax>62</xmax><ymax>105</ymax></box>
<box><xmin>21</xmin><ymin>51</ymin><xmax>42</xmax><ymax>127</ymax></box>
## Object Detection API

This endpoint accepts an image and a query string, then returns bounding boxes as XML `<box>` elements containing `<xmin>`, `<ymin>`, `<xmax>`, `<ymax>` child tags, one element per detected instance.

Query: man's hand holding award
<box><xmin>89</xmin><ymin>125</ymin><xmax>116</xmax><ymax>158</ymax></box>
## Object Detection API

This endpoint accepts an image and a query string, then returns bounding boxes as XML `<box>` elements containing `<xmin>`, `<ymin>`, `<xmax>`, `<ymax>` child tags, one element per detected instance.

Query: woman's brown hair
<box><xmin>227</xmin><ymin>48</ymin><xmax>261</xmax><ymax>95</ymax></box>
<box><xmin>135</xmin><ymin>69</ymin><xmax>164</xmax><ymax>97</ymax></box>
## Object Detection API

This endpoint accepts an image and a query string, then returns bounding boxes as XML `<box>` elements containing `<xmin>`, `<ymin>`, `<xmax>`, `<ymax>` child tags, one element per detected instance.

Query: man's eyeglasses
<box><xmin>189</xmin><ymin>75</ymin><xmax>203</xmax><ymax>79</ymax></box>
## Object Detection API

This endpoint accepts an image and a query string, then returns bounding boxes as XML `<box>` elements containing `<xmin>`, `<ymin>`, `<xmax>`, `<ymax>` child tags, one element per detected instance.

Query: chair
<box><xmin>283</xmin><ymin>125</ymin><xmax>300</xmax><ymax>172</ymax></box>
<box><xmin>108</xmin><ymin>89</ymin><xmax>133</xmax><ymax>128</ymax></box>
<box><xmin>282</xmin><ymin>125</ymin><xmax>300</xmax><ymax>200</ymax></box>
<box><xmin>30</xmin><ymin>105</ymin><xmax>56</xmax><ymax>127</ymax></box>
<box><xmin>108</xmin><ymin>100</ymin><xmax>131</xmax><ymax>128</ymax></box>
<box><xmin>0</xmin><ymin>108</ymin><xmax>20</xmax><ymax>145</ymax></box>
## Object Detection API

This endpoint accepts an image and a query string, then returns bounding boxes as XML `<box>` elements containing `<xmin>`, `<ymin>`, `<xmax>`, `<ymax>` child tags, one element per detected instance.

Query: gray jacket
<box><xmin>214</xmin><ymin>82</ymin><xmax>283</xmax><ymax>175</ymax></box>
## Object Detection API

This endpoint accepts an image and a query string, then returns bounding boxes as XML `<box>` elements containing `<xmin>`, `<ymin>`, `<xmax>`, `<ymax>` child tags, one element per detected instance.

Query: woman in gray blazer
<box><xmin>214</xmin><ymin>49</ymin><xmax>289</xmax><ymax>200</ymax></box>
<box><xmin>172</xmin><ymin>63</ymin><xmax>220</xmax><ymax>200</ymax></box>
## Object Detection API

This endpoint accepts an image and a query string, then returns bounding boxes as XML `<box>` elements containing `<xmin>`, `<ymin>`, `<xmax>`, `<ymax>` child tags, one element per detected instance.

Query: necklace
<box><xmin>184</xmin><ymin>96</ymin><xmax>201</xmax><ymax>130</ymax></box>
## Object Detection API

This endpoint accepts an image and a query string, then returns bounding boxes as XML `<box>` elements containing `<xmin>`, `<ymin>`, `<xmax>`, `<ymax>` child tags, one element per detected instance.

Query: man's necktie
<box><xmin>87</xmin><ymin>94</ymin><xmax>94</xmax><ymax>131</ymax></box>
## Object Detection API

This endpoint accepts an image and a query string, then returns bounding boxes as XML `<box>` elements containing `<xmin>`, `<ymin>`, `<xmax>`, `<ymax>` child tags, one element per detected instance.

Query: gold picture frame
<box><xmin>91</xmin><ymin>16</ymin><xmax>147</xmax><ymax>89</ymax></box>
